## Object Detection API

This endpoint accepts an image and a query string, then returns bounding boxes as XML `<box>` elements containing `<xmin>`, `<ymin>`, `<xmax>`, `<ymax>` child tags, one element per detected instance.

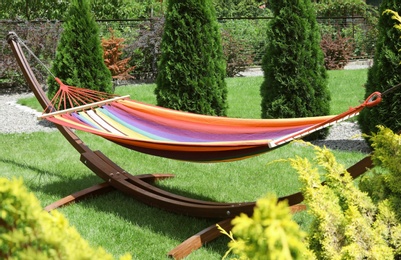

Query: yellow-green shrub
<box><xmin>0</xmin><ymin>177</ymin><xmax>131</xmax><ymax>260</ymax></box>
<box><xmin>290</xmin><ymin>144</ymin><xmax>401</xmax><ymax>259</ymax></box>
<box><xmin>218</xmin><ymin>194</ymin><xmax>315</xmax><ymax>260</ymax></box>
<box><xmin>222</xmin><ymin>127</ymin><xmax>401</xmax><ymax>259</ymax></box>
<box><xmin>359</xmin><ymin>127</ymin><xmax>401</xmax><ymax>257</ymax></box>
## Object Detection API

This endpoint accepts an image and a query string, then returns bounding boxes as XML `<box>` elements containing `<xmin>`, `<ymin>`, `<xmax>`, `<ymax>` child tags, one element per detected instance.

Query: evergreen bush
<box><xmin>155</xmin><ymin>0</ymin><xmax>227</xmax><ymax>116</ymax></box>
<box><xmin>358</xmin><ymin>2</ymin><xmax>401</xmax><ymax>137</ymax></box>
<box><xmin>101</xmin><ymin>29</ymin><xmax>135</xmax><ymax>81</ymax></box>
<box><xmin>0</xmin><ymin>177</ymin><xmax>131</xmax><ymax>259</ymax></box>
<box><xmin>260</xmin><ymin>0</ymin><xmax>331</xmax><ymax>140</ymax></box>
<box><xmin>47</xmin><ymin>0</ymin><xmax>113</xmax><ymax>99</ymax></box>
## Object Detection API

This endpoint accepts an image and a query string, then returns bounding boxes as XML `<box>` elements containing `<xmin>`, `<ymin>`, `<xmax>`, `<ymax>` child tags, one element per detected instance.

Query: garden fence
<box><xmin>0</xmin><ymin>15</ymin><xmax>374</xmax><ymax>90</ymax></box>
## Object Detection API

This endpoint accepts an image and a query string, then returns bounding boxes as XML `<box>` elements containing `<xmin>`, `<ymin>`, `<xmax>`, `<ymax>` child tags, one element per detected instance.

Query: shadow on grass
<box><xmin>0</xmin><ymin>157</ymin><xmax>56</xmax><ymax>177</ymax></box>
<box><xmin>48</xmin><ymin>178</ymin><xmax>231</xmax><ymax>257</ymax></box>
<box><xmin>0</xmin><ymin>155</ymin><xmax>231</xmax><ymax>257</ymax></box>
<box><xmin>77</xmin><ymin>190</ymin><xmax>231</xmax><ymax>256</ymax></box>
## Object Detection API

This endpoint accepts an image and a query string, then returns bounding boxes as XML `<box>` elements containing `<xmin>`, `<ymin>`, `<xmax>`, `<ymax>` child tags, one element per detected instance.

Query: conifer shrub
<box><xmin>0</xmin><ymin>177</ymin><xmax>131</xmax><ymax>259</ymax></box>
<box><xmin>260</xmin><ymin>0</ymin><xmax>331</xmax><ymax>140</ymax></box>
<box><xmin>47</xmin><ymin>0</ymin><xmax>113</xmax><ymax>99</ymax></box>
<box><xmin>358</xmin><ymin>2</ymin><xmax>401</xmax><ymax>137</ymax></box>
<box><xmin>155</xmin><ymin>0</ymin><xmax>228</xmax><ymax>116</ymax></box>
<box><xmin>101</xmin><ymin>29</ymin><xmax>135</xmax><ymax>81</ymax></box>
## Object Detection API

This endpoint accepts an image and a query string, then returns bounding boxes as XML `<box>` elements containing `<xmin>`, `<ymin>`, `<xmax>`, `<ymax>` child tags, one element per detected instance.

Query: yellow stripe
<box><xmin>95</xmin><ymin>109</ymin><xmax>153</xmax><ymax>140</ymax></box>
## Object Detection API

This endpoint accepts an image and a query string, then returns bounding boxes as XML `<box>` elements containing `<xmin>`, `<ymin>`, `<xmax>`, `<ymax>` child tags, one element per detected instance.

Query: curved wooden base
<box><xmin>167</xmin><ymin>155</ymin><xmax>373</xmax><ymax>259</ymax></box>
<box><xmin>44</xmin><ymin>173</ymin><xmax>175</xmax><ymax>212</ymax></box>
<box><xmin>44</xmin><ymin>182</ymin><xmax>113</xmax><ymax>212</ymax></box>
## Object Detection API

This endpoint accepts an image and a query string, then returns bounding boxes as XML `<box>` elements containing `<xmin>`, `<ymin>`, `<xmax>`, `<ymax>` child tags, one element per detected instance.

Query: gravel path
<box><xmin>0</xmin><ymin>92</ymin><xmax>55</xmax><ymax>134</ymax></box>
<box><xmin>0</xmin><ymin>92</ymin><xmax>370</xmax><ymax>153</ymax></box>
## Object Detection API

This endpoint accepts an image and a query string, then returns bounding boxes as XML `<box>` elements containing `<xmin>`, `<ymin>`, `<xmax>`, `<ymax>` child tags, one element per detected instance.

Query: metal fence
<box><xmin>1</xmin><ymin>16</ymin><xmax>374</xmax><ymax>89</ymax></box>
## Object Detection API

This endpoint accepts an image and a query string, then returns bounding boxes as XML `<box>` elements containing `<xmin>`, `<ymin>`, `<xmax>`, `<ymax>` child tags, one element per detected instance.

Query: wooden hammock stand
<box><xmin>7</xmin><ymin>32</ymin><xmax>374</xmax><ymax>259</ymax></box>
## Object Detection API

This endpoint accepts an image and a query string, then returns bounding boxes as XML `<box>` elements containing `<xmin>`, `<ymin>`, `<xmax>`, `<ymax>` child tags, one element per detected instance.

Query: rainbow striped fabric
<box><xmin>41</xmin><ymin>98</ymin><xmax>365</xmax><ymax>162</ymax></box>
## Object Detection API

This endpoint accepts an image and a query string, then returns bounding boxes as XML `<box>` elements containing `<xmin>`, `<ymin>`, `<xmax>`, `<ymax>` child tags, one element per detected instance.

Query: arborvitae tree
<box><xmin>47</xmin><ymin>0</ymin><xmax>112</xmax><ymax>99</ymax></box>
<box><xmin>358</xmin><ymin>2</ymin><xmax>401</xmax><ymax>137</ymax></box>
<box><xmin>155</xmin><ymin>0</ymin><xmax>227</xmax><ymax>116</ymax></box>
<box><xmin>260</xmin><ymin>0</ymin><xmax>330</xmax><ymax>139</ymax></box>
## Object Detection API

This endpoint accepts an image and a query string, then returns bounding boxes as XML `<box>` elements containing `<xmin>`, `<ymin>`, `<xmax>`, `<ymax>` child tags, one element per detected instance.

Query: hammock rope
<box><xmin>47</xmin><ymin>78</ymin><xmax>118</xmax><ymax>111</ymax></box>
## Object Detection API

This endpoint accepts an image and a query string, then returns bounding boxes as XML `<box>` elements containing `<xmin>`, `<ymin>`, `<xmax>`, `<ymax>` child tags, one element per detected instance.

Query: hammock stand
<box><xmin>7</xmin><ymin>31</ymin><xmax>377</xmax><ymax>259</ymax></box>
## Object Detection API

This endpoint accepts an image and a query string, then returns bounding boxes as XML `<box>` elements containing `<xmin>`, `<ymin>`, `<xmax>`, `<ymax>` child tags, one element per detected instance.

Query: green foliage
<box><xmin>219</xmin><ymin>194</ymin><xmax>314</xmax><ymax>260</ymax></box>
<box><xmin>0</xmin><ymin>0</ymin><xmax>68</xmax><ymax>20</ymax></box>
<box><xmin>289</xmin><ymin>142</ymin><xmax>401</xmax><ymax>259</ymax></box>
<box><xmin>260</xmin><ymin>0</ymin><xmax>330</xmax><ymax>139</ymax></box>
<box><xmin>92</xmin><ymin>0</ymin><xmax>164</xmax><ymax>19</ymax></box>
<box><xmin>314</xmin><ymin>0</ymin><xmax>376</xmax><ymax>18</ymax></box>
<box><xmin>219</xmin><ymin>19</ymin><xmax>270</xmax><ymax>65</ymax></box>
<box><xmin>314</xmin><ymin>1</ymin><xmax>379</xmax><ymax>59</ymax></box>
<box><xmin>0</xmin><ymin>0</ymin><xmax>164</xmax><ymax>20</ymax></box>
<box><xmin>359</xmin><ymin>127</ymin><xmax>401</xmax><ymax>226</ymax></box>
<box><xmin>0</xmin><ymin>177</ymin><xmax>131</xmax><ymax>259</ymax></box>
<box><xmin>47</xmin><ymin>0</ymin><xmax>113</xmax><ymax>99</ymax></box>
<box><xmin>213</xmin><ymin>0</ymin><xmax>271</xmax><ymax>18</ymax></box>
<box><xmin>358</xmin><ymin>3</ymin><xmax>401</xmax><ymax>137</ymax></box>
<box><xmin>155</xmin><ymin>0</ymin><xmax>228</xmax><ymax>116</ymax></box>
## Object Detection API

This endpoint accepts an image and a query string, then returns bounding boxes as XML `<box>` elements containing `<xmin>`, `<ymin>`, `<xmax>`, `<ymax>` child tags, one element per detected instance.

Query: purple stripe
<box><xmin>104</xmin><ymin>105</ymin><xmax>312</xmax><ymax>142</ymax></box>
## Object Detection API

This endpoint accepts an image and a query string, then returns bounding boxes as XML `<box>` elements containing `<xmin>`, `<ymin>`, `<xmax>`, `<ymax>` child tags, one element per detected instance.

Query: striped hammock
<box><xmin>40</xmin><ymin>78</ymin><xmax>382</xmax><ymax>162</ymax></box>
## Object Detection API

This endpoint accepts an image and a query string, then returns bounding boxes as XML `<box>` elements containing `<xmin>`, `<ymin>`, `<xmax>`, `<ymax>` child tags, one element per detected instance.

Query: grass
<box><xmin>4</xmin><ymin>69</ymin><xmax>369</xmax><ymax>259</ymax></box>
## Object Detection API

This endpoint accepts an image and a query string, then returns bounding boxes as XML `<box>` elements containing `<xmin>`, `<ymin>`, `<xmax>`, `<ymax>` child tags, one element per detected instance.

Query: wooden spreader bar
<box><xmin>38</xmin><ymin>95</ymin><xmax>130</xmax><ymax>119</ymax></box>
<box><xmin>7</xmin><ymin>32</ymin><xmax>375</xmax><ymax>259</ymax></box>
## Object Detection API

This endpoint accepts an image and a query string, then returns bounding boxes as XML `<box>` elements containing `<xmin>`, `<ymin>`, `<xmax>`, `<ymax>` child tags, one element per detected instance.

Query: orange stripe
<box><xmin>118</xmin><ymin>100</ymin><xmax>334</xmax><ymax>127</ymax></box>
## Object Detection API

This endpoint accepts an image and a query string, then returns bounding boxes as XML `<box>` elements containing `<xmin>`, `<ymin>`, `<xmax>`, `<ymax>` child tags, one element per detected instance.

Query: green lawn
<box><xmin>3</xmin><ymin>69</ymin><xmax>370</xmax><ymax>259</ymax></box>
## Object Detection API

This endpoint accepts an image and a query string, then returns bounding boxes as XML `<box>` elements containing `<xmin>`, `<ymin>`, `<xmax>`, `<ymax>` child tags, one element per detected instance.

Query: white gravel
<box><xmin>0</xmin><ymin>92</ymin><xmax>55</xmax><ymax>134</ymax></box>
<box><xmin>311</xmin><ymin>122</ymin><xmax>370</xmax><ymax>153</ymax></box>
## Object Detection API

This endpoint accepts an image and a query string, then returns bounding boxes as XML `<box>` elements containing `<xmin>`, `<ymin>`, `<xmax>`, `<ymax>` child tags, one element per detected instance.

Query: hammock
<box><xmin>39</xmin><ymin>78</ymin><xmax>383</xmax><ymax>162</ymax></box>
